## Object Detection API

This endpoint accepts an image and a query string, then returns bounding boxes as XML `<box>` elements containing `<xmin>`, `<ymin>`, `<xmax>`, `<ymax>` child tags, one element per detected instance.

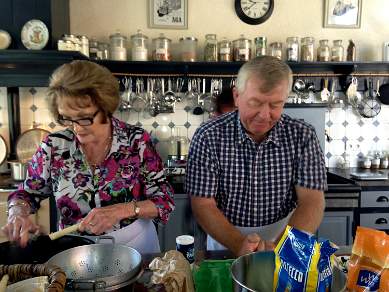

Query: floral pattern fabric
<box><xmin>9</xmin><ymin>117</ymin><xmax>175</xmax><ymax>230</ymax></box>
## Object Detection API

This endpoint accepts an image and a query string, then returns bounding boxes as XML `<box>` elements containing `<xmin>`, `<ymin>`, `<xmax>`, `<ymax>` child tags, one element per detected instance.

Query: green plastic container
<box><xmin>193</xmin><ymin>259</ymin><xmax>234</xmax><ymax>292</ymax></box>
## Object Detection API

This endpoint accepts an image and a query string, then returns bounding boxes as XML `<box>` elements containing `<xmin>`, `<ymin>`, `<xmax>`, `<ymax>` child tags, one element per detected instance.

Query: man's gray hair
<box><xmin>235</xmin><ymin>56</ymin><xmax>293</xmax><ymax>94</ymax></box>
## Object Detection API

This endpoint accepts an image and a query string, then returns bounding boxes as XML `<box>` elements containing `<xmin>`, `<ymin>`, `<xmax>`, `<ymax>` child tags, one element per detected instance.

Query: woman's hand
<box><xmin>1</xmin><ymin>205</ymin><xmax>40</xmax><ymax>248</ymax></box>
<box><xmin>79</xmin><ymin>203</ymin><xmax>131</xmax><ymax>235</ymax></box>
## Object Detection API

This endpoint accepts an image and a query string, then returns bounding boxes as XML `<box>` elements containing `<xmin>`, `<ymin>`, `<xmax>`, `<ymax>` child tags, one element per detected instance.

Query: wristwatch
<box><xmin>132</xmin><ymin>200</ymin><xmax>140</xmax><ymax>218</ymax></box>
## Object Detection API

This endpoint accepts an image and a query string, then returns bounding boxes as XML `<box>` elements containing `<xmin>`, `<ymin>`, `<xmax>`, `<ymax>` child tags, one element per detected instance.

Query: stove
<box><xmin>350</xmin><ymin>171</ymin><xmax>388</xmax><ymax>180</ymax></box>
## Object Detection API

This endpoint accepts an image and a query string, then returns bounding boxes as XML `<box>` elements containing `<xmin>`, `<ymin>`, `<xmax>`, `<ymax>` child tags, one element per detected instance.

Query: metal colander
<box><xmin>46</xmin><ymin>243</ymin><xmax>142</xmax><ymax>290</ymax></box>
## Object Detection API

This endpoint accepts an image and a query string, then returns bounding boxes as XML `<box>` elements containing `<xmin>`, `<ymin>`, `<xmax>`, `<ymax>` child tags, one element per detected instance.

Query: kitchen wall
<box><xmin>69</xmin><ymin>0</ymin><xmax>389</xmax><ymax>61</ymax></box>
<box><xmin>0</xmin><ymin>87</ymin><xmax>389</xmax><ymax>168</ymax></box>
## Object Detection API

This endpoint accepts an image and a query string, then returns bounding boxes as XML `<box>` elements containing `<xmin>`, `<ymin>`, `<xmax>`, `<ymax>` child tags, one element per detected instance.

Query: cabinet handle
<box><xmin>375</xmin><ymin>218</ymin><xmax>388</xmax><ymax>225</ymax></box>
<box><xmin>376</xmin><ymin>196</ymin><xmax>389</xmax><ymax>202</ymax></box>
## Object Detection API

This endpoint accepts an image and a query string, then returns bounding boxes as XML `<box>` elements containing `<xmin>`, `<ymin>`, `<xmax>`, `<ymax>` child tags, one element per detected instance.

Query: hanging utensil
<box><xmin>346</xmin><ymin>77</ymin><xmax>362</xmax><ymax>107</ymax></box>
<box><xmin>320</xmin><ymin>78</ymin><xmax>330</xmax><ymax>102</ymax></box>
<box><xmin>377</xmin><ymin>79</ymin><xmax>389</xmax><ymax>105</ymax></box>
<box><xmin>357</xmin><ymin>78</ymin><xmax>381</xmax><ymax>118</ymax></box>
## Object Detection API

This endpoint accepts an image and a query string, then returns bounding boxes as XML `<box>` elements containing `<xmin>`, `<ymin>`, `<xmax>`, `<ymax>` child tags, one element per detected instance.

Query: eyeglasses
<box><xmin>57</xmin><ymin>110</ymin><xmax>100</xmax><ymax>126</ymax></box>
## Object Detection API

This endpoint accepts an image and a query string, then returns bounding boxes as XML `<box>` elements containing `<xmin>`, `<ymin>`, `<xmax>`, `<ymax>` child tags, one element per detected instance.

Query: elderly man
<box><xmin>186</xmin><ymin>56</ymin><xmax>326</xmax><ymax>256</ymax></box>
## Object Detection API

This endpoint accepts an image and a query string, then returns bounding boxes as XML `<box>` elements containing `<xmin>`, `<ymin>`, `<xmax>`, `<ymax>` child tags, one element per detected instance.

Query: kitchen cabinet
<box><xmin>157</xmin><ymin>193</ymin><xmax>194</xmax><ymax>251</ymax></box>
<box><xmin>359</xmin><ymin>190</ymin><xmax>389</xmax><ymax>233</ymax></box>
<box><xmin>317</xmin><ymin>211</ymin><xmax>354</xmax><ymax>246</ymax></box>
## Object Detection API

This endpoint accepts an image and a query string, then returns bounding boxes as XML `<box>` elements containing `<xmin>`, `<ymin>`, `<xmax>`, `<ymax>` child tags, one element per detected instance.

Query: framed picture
<box><xmin>324</xmin><ymin>0</ymin><xmax>362</xmax><ymax>28</ymax></box>
<box><xmin>148</xmin><ymin>0</ymin><xmax>188</xmax><ymax>29</ymax></box>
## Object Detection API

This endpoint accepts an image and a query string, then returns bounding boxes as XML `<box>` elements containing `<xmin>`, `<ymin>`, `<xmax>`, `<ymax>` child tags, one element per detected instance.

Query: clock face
<box><xmin>235</xmin><ymin>0</ymin><xmax>274</xmax><ymax>25</ymax></box>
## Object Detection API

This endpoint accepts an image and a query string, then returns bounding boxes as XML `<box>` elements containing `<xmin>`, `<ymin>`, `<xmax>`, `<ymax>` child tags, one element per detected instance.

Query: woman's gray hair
<box><xmin>235</xmin><ymin>56</ymin><xmax>293</xmax><ymax>94</ymax></box>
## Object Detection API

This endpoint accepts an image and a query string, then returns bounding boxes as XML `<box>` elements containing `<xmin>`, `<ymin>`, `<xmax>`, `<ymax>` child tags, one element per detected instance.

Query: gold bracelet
<box><xmin>132</xmin><ymin>200</ymin><xmax>140</xmax><ymax>218</ymax></box>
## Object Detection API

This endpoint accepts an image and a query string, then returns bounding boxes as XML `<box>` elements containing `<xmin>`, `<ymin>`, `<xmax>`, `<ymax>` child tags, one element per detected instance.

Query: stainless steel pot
<box><xmin>230</xmin><ymin>251</ymin><xmax>347</xmax><ymax>292</ymax></box>
<box><xmin>8</xmin><ymin>160</ymin><xmax>28</xmax><ymax>181</ymax></box>
<box><xmin>46</xmin><ymin>243</ymin><xmax>143</xmax><ymax>291</ymax></box>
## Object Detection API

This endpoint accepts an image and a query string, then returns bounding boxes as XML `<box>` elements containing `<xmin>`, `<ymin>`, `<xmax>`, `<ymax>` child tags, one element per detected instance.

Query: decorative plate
<box><xmin>0</xmin><ymin>134</ymin><xmax>7</xmax><ymax>165</ymax></box>
<box><xmin>21</xmin><ymin>19</ymin><xmax>49</xmax><ymax>50</ymax></box>
<box><xmin>0</xmin><ymin>29</ymin><xmax>11</xmax><ymax>49</ymax></box>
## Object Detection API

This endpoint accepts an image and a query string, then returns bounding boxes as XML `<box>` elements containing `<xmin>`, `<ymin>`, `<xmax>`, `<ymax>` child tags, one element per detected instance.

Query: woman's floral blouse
<box><xmin>9</xmin><ymin>117</ymin><xmax>175</xmax><ymax>230</ymax></box>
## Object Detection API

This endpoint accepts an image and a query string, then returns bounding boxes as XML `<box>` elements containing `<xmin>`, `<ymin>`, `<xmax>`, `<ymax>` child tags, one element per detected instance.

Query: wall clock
<box><xmin>234</xmin><ymin>0</ymin><xmax>274</xmax><ymax>25</ymax></box>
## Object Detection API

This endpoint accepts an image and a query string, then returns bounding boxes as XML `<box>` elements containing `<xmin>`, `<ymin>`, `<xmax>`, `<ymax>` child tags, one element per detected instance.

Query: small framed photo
<box><xmin>148</xmin><ymin>0</ymin><xmax>188</xmax><ymax>29</ymax></box>
<box><xmin>324</xmin><ymin>0</ymin><xmax>362</xmax><ymax>28</ymax></box>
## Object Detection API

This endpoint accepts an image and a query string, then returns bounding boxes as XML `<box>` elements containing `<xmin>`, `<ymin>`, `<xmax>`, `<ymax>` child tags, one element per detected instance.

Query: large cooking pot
<box><xmin>46</xmin><ymin>243</ymin><xmax>143</xmax><ymax>291</ymax></box>
<box><xmin>7</xmin><ymin>160</ymin><xmax>28</xmax><ymax>181</ymax></box>
<box><xmin>0</xmin><ymin>234</ymin><xmax>94</xmax><ymax>265</ymax></box>
<box><xmin>230</xmin><ymin>251</ymin><xmax>347</xmax><ymax>292</ymax></box>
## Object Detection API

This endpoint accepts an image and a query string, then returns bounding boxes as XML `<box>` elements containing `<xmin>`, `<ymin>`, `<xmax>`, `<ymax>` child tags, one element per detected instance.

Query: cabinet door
<box><xmin>317</xmin><ymin>211</ymin><xmax>353</xmax><ymax>246</ymax></box>
<box><xmin>157</xmin><ymin>194</ymin><xmax>194</xmax><ymax>252</ymax></box>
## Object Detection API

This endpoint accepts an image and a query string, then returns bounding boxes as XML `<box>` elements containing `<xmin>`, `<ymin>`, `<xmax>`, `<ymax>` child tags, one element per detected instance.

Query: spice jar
<box><xmin>380</xmin><ymin>156</ymin><xmax>388</xmax><ymax>168</ymax></box>
<box><xmin>233</xmin><ymin>34</ymin><xmax>252</xmax><ymax>61</ymax></box>
<box><xmin>218</xmin><ymin>37</ymin><xmax>232</xmax><ymax>62</ymax></box>
<box><xmin>152</xmin><ymin>33</ymin><xmax>172</xmax><ymax>61</ymax></box>
<box><xmin>204</xmin><ymin>34</ymin><xmax>218</xmax><ymax>62</ymax></box>
<box><xmin>346</xmin><ymin>39</ymin><xmax>356</xmax><ymax>61</ymax></box>
<box><xmin>130</xmin><ymin>30</ymin><xmax>148</xmax><ymax>61</ymax></box>
<box><xmin>317</xmin><ymin>39</ymin><xmax>330</xmax><ymax>62</ymax></box>
<box><xmin>109</xmin><ymin>31</ymin><xmax>127</xmax><ymax>61</ymax></box>
<box><xmin>78</xmin><ymin>35</ymin><xmax>89</xmax><ymax>57</ymax></box>
<box><xmin>331</xmin><ymin>40</ymin><xmax>344</xmax><ymax>61</ymax></box>
<box><xmin>269</xmin><ymin>42</ymin><xmax>283</xmax><ymax>60</ymax></box>
<box><xmin>89</xmin><ymin>38</ymin><xmax>99</xmax><ymax>60</ymax></box>
<box><xmin>179</xmin><ymin>37</ymin><xmax>198</xmax><ymax>62</ymax></box>
<box><xmin>98</xmin><ymin>42</ymin><xmax>109</xmax><ymax>60</ymax></box>
<box><xmin>254</xmin><ymin>36</ymin><xmax>267</xmax><ymax>57</ymax></box>
<box><xmin>286</xmin><ymin>37</ymin><xmax>299</xmax><ymax>62</ymax></box>
<box><xmin>301</xmin><ymin>37</ymin><xmax>315</xmax><ymax>62</ymax></box>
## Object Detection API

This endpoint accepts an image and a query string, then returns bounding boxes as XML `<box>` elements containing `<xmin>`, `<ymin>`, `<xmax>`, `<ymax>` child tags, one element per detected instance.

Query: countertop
<box><xmin>328</xmin><ymin>168</ymin><xmax>389</xmax><ymax>191</ymax></box>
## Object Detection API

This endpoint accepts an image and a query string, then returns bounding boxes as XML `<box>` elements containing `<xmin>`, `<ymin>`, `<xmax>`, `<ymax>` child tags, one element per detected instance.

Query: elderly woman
<box><xmin>1</xmin><ymin>60</ymin><xmax>174</xmax><ymax>253</ymax></box>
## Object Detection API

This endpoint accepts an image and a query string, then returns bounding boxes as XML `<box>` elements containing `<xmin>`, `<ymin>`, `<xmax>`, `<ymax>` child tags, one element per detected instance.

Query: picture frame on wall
<box><xmin>148</xmin><ymin>0</ymin><xmax>188</xmax><ymax>29</ymax></box>
<box><xmin>324</xmin><ymin>0</ymin><xmax>362</xmax><ymax>28</ymax></box>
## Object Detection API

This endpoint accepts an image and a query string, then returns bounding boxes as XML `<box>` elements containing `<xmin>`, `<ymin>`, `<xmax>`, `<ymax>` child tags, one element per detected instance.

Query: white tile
<box><xmin>328</xmin><ymin>124</ymin><xmax>345</xmax><ymax>140</ymax></box>
<box><xmin>155</xmin><ymin>141</ymin><xmax>169</xmax><ymax>163</ymax></box>
<box><xmin>344</xmin><ymin>108</ymin><xmax>359</xmax><ymax>124</ymax></box>
<box><xmin>19</xmin><ymin>109</ymin><xmax>34</xmax><ymax>128</ymax></box>
<box><xmin>155</xmin><ymin>125</ymin><xmax>172</xmax><ymax>142</ymax></box>
<box><xmin>329</xmin><ymin>108</ymin><xmax>346</xmax><ymax>124</ymax></box>
<box><xmin>329</xmin><ymin>139</ymin><xmax>345</xmax><ymax>156</ymax></box>
<box><xmin>345</xmin><ymin>124</ymin><xmax>361</xmax><ymax>140</ymax></box>
<box><xmin>19</xmin><ymin>88</ymin><xmax>34</xmax><ymax>109</ymax></box>
<box><xmin>175</xmin><ymin>97</ymin><xmax>188</xmax><ymax>110</ymax></box>
<box><xmin>155</xmin><ymin>113</ymin><xmax>171</xmax><ymax>125</ymax></box>
<box><xmin>188</xmin><ymin>112</ymin><xmax>205</xmax><ymax>126</ymax></box>
<box><xmin>139</xmin><ymin>112</ymin><xmax>156</xmax><ymax>124</ymax></box>
<box><xmin>171</xmin><ymin>109</ymin><xmax>188</xmax><ymax>125</ymax></box>
<box><xmin>33</xmin><ymin>88</ymin><xmax>49</xmax><ymax>108</ymax></box>
<box><xmin>34</xmin><ymin>109</ymin><xmax>55</xmax><ymax>126</ymax></box>
<box><xmin>188</xmin><ymin>127</ymin><xmax>199</xmax><ymax>140</ymax></box>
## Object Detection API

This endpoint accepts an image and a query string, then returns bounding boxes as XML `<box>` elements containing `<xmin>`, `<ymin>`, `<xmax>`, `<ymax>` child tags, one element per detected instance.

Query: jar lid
<box><xmin>153</xmin><ymin>34</ymin><xmax>171</xmax><ymax>42</ymax></box>
<box><xmin>131</xmin><ymin>30</ymin><xmax>148</xmax><ymax>40</ymax></box>
<box><xmin>286</xmin><ymin>37</ymin><xmax>298</xmax><ymax>41</ymax></box>
<box><xmin>205</xmin><ymin>34</ymin><xmax>216</xmax><ymax>39</ymax></box>
<box><xmin>179</xmin><ymin>37</ymin><xmax>198</xmax><ymax>42</ymax></box>
<box><xmin>109</xmin><ymin>32</ymin><xmax>127</xmax><ymax>40</ymax></box>
<box><xmin>255</xmin><ymin>36</ymin><xmax>267</xmax><ymax>42</ymax></box>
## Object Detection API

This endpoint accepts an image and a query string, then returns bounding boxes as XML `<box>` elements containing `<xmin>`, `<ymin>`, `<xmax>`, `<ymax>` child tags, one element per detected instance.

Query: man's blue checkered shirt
<box><xmin>185</xmin><ymin>111</ymin><xmax>327</xmax><ymax>227</ymax></box>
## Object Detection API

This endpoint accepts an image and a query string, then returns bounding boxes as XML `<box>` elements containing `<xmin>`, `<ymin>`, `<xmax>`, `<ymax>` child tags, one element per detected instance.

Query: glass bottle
<box><xmin>109</xmin><ymin>31</ymin><xmax>127</xmax><ymax>61</ymax></box>
<box><xmin>286</xmin><ymin>37</ymin><xmax>299</xmax><ymax>62</ymax></box>
<box><xmin>98</xmin><ymin>42</ymin><xmax>109</xmax><ymax>60</ymax></box>
<box><xmin>204</xmin><ymin>34</ymin><xmax>218</xmax><ymax>62</ymax></box>
<box><xmin>179</xmin><ymin>37</ymin><xmax>198</xmax><ymax>62</ymax></box>
<box><xmin>167</xmin><ymin>127</ymin><xmax>190</xmax><ymax>161</ymax></box>
<box><xmin>152</xmin><ymin>33</ymin><xmax>172</xmax><ymax>61</ymax></box>
<box><xmin>218</xmin><ymin>37</ymin><xmax>232</xmax><ymax>62</ymax></box>
<box><xmin>130</xmin><ymin>30</ymin><xmax>148</xmax><ymax>61</ymax></box>
<box><xmin>269</xmin><ymin>42</ymin><xmax>283</xmax><ymax>60</ymax></box>
<box><xmin>317</xmin><ymin>39</ymin><xmax>330</xmax><ymax>62</ymax></box>
<box><xmin>254</xmin><ymin>36</ymin><xmax>267</xmax><ymax>57</ymax></box>
<box><xmin>346</xmin><ymin>40</ymin><xmax>356</xmax><ymax>61</ymax></box>
<box><xmin>233</xmin><ymin>34</ymin><xmax>252</xmax><ymax>61</ymax></box>
<box><xmin>331</xmin><ymin>40</ymin><xmax>344</xmax><ymax>61</ymax></box>
<box><xmin>301</xmin><ymin>37</ymin><xmax>315</xmax><ymax>62</ymax></box>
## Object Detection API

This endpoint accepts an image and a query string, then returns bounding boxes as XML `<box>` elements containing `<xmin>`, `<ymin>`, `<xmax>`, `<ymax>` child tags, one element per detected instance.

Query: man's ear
<box><xmin>232</xmin><ymin>86</ymin><xmax>239</xmax><ymax>107</ymax></box>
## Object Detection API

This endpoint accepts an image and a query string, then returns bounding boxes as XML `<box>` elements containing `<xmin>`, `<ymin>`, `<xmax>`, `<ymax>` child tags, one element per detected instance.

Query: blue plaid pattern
<box><xmin>185</xmin><ymin>111</ymin><xmax>327</xmax><ymax>227</ymax></box>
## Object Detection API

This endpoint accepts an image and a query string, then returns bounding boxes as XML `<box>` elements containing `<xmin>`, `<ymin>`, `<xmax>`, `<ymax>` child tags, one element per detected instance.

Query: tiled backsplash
<box><xmin>0</xmin><ymin>87</ymin><xmax>388</xmax><ymax>168</ymax></box>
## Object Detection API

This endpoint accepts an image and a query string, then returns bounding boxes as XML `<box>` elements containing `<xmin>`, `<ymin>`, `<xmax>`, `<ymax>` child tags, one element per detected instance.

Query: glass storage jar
<box><xmin>152</xmin><ymin>33</ymin><xmax>172</xmax><ymax>61</ymax></box>
<box><xmin>233</xmin><ymin>34</ymin><xmax>252</xmax><ymax>61</ymax></box>
<box><xmin>301</xmin><ymin>37</ymin><xmax>315</xmax><ymax>62</ymax></box>
<box><xmin>97</xmin><ymin>42</ymin><xmax>109</xmax><ymax>60</ymax></box>
<box><xmin>269</xmin><ymin>42</ymin><xmax>283</xmax><ymax>60</ymax></box>
<box><xmin>218</xmin><ymin>37</ymin><xmax>232</xmax><ymax>62</ymax></box>
<box><xmin>109</xmin><ymin>31</ymin><xmax>127</xmax><ymax>61</ymax></box>
<box><xmin>130</xmin><ymin>30</ymin><xmax>148</xmax><ymax>61</ymax></box>
<box><xmin>286</xmin><ymin>37</ymin><xmax>299</xmax><ymax>61</ymax></box>
<box><xmin>331</xmin><ymin>40</ymin><xmax>344</xmax><ymax>61</ymax></box>
<box><xmin>179</xmin><ymin>37</ymin><xmax>198</xmax><ymax>62</ymax></box>
<box><xmin>254</xmin><ymin>36</ymin><xmax>267</xmax><ymax>57</ymax></box>
<box><xmin>204</xmin><ymin>34</ymin><xmax>218</xmax><ymax>62</ymax></box>
<box><xmin>89</xmin><ymin>38</ymin><xmax>99</xmax><ymax>60</ymax></box>
<box><xmin>317</xmin><ymin>39</ymin><xmax>330</xmax><ymax>62</ymax></box>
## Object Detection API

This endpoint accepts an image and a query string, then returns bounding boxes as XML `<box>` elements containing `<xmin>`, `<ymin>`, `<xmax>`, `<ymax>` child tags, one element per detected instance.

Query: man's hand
<box><xmin>237</xmin><ymin>233</ymin><xmax>275</xmax><ymax>256</ymax></box>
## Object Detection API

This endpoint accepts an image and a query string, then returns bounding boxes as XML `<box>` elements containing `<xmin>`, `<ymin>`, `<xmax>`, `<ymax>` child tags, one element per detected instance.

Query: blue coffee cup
<box><xmin>176</xmin><ymin>235</ymin><xmax>194</xmax><ymax>263</ymax></box>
